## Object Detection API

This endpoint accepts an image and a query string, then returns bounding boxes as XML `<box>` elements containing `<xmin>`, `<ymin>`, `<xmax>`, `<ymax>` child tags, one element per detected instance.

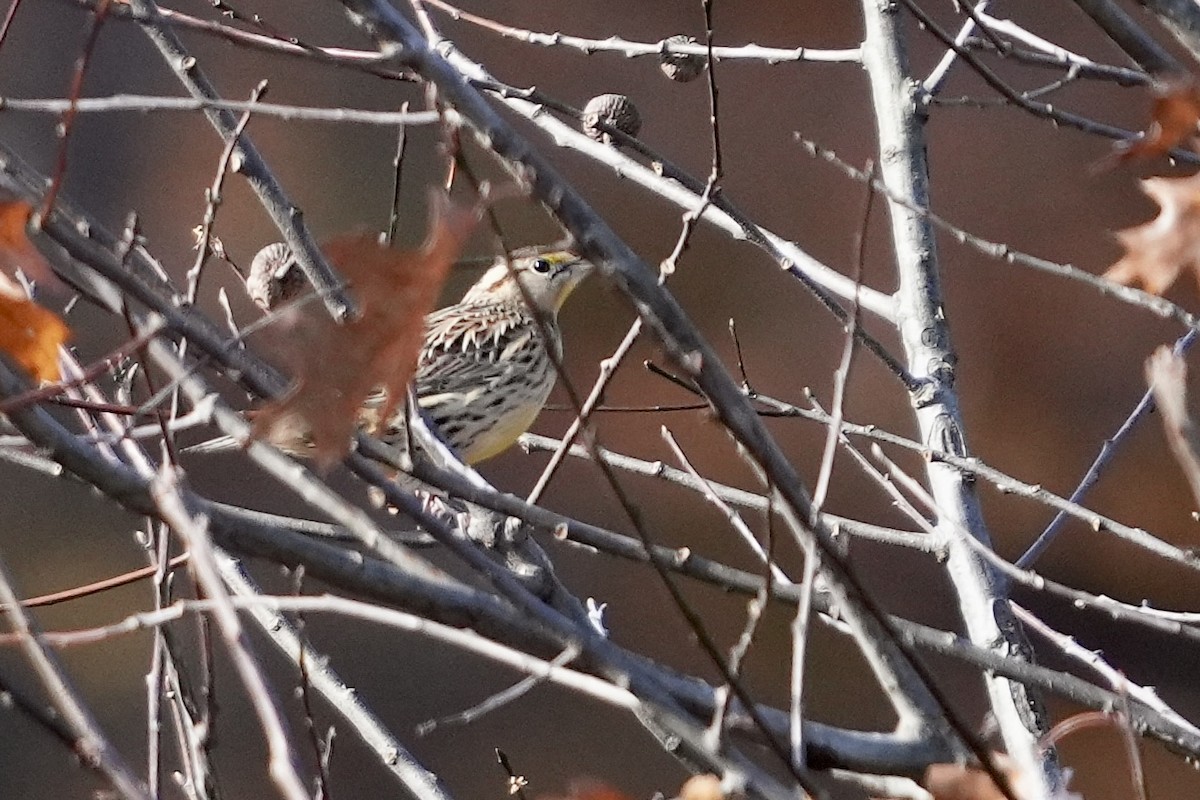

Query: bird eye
<box><xmin>532</xmin><ymin>258</ymin><xmax>553</xmax><ymax>274</ymax></box>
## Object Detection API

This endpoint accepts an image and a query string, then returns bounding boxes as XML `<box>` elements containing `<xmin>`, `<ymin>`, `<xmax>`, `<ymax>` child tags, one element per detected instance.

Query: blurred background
<box><xmin>0</xmin><ymin>1</ymin><xmax>1198</xmax><ymax>798</ymax></box>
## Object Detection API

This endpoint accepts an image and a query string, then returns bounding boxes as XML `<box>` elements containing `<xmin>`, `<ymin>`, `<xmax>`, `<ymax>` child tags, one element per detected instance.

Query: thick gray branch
<box><xmin>1071</xmin><ymin>0</ymin><xmax>1184</xmax><ymax>73</ymax></box>
<box><xmin>334</xmin><ymin>0</ymin><xmax>970</xmax><ymax>750</ymax></box>
<box><xmin>1136</xmin><ymin>0</ymin><xmax>1200</xmax><ymax>66</ymax></box>
<box><xmin>861</xmin><ymin>0</ymin><xmax>1059</xmax><ymax>791</ymax></box>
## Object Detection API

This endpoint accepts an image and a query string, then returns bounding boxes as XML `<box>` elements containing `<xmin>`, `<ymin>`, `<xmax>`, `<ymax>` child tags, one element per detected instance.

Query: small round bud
<box><xmin>581</xmin><ymin>93</ymin><xmax>642</xmax><ymax>145</ymax></box>
<box><xmin>247</xmin><ymin>242</ymin><xmax>306</xmax><ymax>311</ymax></box>
<box><xmin>659</xmin><ymin>35</ymin><xmax>707</xmax><ymax>83</ymax></box>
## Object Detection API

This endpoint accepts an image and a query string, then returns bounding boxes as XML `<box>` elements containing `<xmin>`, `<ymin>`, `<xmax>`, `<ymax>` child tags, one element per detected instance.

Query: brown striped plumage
<box><xmin>196</xmin><ymin>246</ymin><xmax>595</xmax><ymax>464</ymax></box>
<box><xmin>395</xmin><ymin>248</ymin><xmax>593</xmax><ymax>463</ymax></box>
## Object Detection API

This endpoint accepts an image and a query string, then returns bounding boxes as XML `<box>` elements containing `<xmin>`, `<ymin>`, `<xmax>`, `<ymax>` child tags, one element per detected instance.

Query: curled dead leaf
<box><xmin>1105</xmin><ymin>174</ymin><xmax>1200</xmax><ymax>295</ymax></box>
<box><xmin>0</xmin><ymin>200</ymin><xmax>60</xmax><ymax>291</ymax></box>
<box><xmin>251</xmin><ymin>194</ymin><xmax>479</xmax><ymax>468</ymax></box>
<box><xmin>0</xmin><ymin>199</ymin><xmax>69</xmax><ymax>381</ymax></box>
<box><xmin>1112</xmin><ymin>79</ymin><xmax>1200</xmax><ymax>163</ymax></box>
<box><xmin>0</xmin><ymin>293</ymin><xmax>69</xmax><ymax>382</ymax></box>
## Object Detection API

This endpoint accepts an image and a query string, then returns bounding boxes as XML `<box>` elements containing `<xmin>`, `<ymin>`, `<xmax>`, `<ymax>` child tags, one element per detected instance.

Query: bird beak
<box><xmin>553</xmin><ymin>257</ymin><xmax>594</xmax><ymax>310</ymax></box>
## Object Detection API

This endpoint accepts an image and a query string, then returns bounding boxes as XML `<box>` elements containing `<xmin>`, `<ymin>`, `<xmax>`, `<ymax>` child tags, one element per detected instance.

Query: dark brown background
<box><xmin>0</xmin><ymin>1</ymin><xmax>1198</xmax><ymax>798</ymax></box>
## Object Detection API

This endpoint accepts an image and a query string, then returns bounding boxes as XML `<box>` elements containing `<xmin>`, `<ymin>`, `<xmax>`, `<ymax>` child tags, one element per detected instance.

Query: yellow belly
<box><xmin>460</xmin><ymin>402</ymin><xmax>543</xmax><ymax>463</ymax></box>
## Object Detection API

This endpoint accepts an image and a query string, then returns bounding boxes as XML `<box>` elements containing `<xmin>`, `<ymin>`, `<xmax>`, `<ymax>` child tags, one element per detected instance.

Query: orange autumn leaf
<box><xmin>0</xmin><ymin>200</ymin><xmax>60</xmax><ymax>291</ymax></box>
<box><xmin>0</xmin><ymin>199</ymin><xmax>68</xmax><ymax>382</ymax></box>
<box><xmin>1112</xmin><ymin>79</ymin><xmax>1200</xmax><ymax>163</ymax></box>
<box><xmin>0</xmin><ymin>293</ymin><xmax>69</xmax><ymax>382</ymax></box>
<box><xmin>1105</xmin><ymin>174</ymin><xmax>1200</xmax><ymax>294</ymax></box>
<box><xmin>251</xmin><ymin>196</ymin><xmax>479</xmax><ymax>468</ymax></box>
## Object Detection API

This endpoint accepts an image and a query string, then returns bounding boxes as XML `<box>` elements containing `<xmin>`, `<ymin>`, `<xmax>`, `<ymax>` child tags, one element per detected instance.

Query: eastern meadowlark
<box><xmin>406</xmin><ymin>248</ymin><xmax>594</xmax><ymax>463</ymax></box>
<box><xmin>205</xmin><ymin>245</ymin><xmax>594</xmax><ymax>465</ymax></box>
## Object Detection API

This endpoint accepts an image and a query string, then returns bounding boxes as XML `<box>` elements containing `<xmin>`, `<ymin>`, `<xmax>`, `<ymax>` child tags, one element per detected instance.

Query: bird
<box><xmin>405</xmin><ymin>247</ymin><xmax>594</xmax><ymax>463</ymax></box>
<box><xmin>197</xmin><ymin>245</ymin><xmax>595</xmax><ymax>465</ymax></box>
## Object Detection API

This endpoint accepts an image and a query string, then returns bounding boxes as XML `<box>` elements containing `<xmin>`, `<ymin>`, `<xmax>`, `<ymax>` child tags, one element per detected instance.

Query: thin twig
<box><xmin>1019</xmin><ymin>329</ymin><xmax>1198</xmax><ymax>567</ymax></box>
<box><xmin>796</xmin><ymin>137</ymin><xmax>1197</xmax><ymax>327</ymax></box>
<box><xmin>423</xmin><ymin>0</ymin><xmax>860</xmax><ymax>64</ymax></box>
<box><xmin>188</xmin><ymin>81</ymin><xmax>266</xmax><ymax>304</ymax></box>
<box><xmin>0</xmin><ymin>554</ymin><xmax>189</xmax><ymax>610</ymax></box>
<box><xmin>417</xmin><ymin>646</ymin><xmax>581</xmax><ymax>734</ymax></box>
<box><xmin>921</xmin><ymin>0</ymin><xmax>989</xmax><ymax>96</ymax></box>
<box><xmin>385</xmin><ymin>100</ymin><xmax>410</xmax><ymax>244</ymax></box>
<box><xmin>0</xmin><ymin>0</ymin><xmax>23</xmax><ymax>51</ymax></box>
<box><xmin>40</xmin><ymin>0</ymin><xmax>111</xmax><ymax>219</ymax></box>
<box><xmin>0</xmin><ymin>93</ymin><xmax>442</xmax><ymax>124</ymax></box>
<box><xmin>151</xmin><ymin>471</ymin><xmax>310</xmax><ymax>800</ymax></box>
<box><xmin>811</xmin><ymin>160</ymin><xmax>874</xmax><ymax>516</ymax></box>
<box><xmin>0</xmin><ymin>512</ymin><xmax>150</xmax><ymax>800</ymax></box>
<box><xmin>128</xmin><ymin>0</ymin><xmax>356</xmax><ymax>321</ymax></box>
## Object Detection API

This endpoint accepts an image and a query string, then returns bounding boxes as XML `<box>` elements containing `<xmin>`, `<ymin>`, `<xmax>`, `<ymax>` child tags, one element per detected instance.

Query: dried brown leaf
<box><xmin>0</xmin><ymin>200</ymin><xmax>60</xmax><ymax>291</ymax></box>
<box><xmin>0</xmin><ymin>199</ymin><xmax>69</xmax><ymax>381</ymax></box>
<box><xmin>1105</xmin><ymin>174</ymin><xmax>1200</xmax><ymax>294</ymax></box>
<box><xmin>0</xmin><ymin>293</ymin><xmax>69</xmax><ymax>382</ymax></box>
<box><xmin>1146</xmin><ymin>346</ymin><xmax>1200</xmax><ymax>507</ymax></box>
<box><xmin>921</xmin><ymin>757</ymin><xmax>1018</xmax><ymax>800</ymax></box>
<box><xmin>1113</xmin><ymin>79</ymin><xmax>1200</xmax><ymax>163</ymax></box>
<box><xmin>252</xmin><ymin>195</ymin><xmax>479</xmax><ymax>468</ymax></box>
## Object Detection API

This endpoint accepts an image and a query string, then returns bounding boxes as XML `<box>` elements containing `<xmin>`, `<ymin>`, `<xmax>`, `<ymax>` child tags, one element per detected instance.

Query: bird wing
<box><xmin>363</xmin><ymin>302</ymin><xmax>562</xmax><ymax>432</ymax></box>
<box><xmin>418</xmin><ymin>304</ymin><xmax>537</xmax><ymax>393</ymax></box>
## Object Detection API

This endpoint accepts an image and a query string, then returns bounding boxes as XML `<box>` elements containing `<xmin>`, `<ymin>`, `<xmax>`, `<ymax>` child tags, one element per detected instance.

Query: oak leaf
<box><xmin>1105</xmin><ymin>174</ymin><xmax>1200</xmax><ymax>295</ymax></box>
<box><xmin>0</xmin><ymin>293</ymin><xmax>69</xmax><ymax>382</ymax></box>
<box><xmin>0</xmin><ymin>200</ymin><xmax>59</xmax><ymax>290</ymax></box>
<box><xmin>1112</xmin><ymin>79</ymin><xmax>1200</xmax><ymax>163</ymax></box>
<box><xmin>251</xmin><ymin>196</ymin><xmax>479</xmax><ymax>468</ymax></box>
<box><xmin>0</xmin><ymin>200</ymin><xmax>68</xmax><ymax>381</ymax></box>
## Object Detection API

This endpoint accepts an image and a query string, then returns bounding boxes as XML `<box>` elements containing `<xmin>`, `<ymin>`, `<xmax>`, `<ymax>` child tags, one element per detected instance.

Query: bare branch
<box><xmin>127</xmin><ymin>0</ymin><xmax>357</xmax><ymax>321</ymax></box>
<box><xmin>1068</xmin><ymin>0</ymin><xmax>1184</xmax><ymax>73</ymax></box>
<box><xmin>0</xmin><ymin>479</ymin><xmax>150</xmax><ymax>800</ymax></box>
<box><xmin>860</xmin><ymin>0</ymin><xmax>1056</xmax><ymax>791</ymax></box>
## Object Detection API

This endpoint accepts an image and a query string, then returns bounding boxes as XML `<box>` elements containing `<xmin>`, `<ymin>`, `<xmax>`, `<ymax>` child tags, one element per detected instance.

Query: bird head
<box><xmin>462</xmin><ymin>249</ymin><xmax>594</xmax><ymax>314</ymax></box>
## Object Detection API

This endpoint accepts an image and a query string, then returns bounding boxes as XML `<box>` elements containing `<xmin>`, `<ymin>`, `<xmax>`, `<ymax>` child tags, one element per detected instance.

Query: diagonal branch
<box><xmin>0</xmin><ymin>434</ymin><xmax>150</xmax><ymax>800</ymax></box>
<box><xmin>125</xmin><ymin>0</ymin><xmax>356</xmax><ymax>322</ymax></box>
<box><xmin>333</xmin><ymin>0</ymin><xmax>992</xmax><ymax>758</ymax></box>
<box><xmin>215</xmin><ymin>555</ymin><xmax>459</xmax><ymax>800</ymax></box>
<box><xmin>1138</xmin><ymin>0</ymin><xmax>1200</xmax><ymax>64</ymax></box>
<box><xmin>1069</xmin><ymin>0</ymin><xmax>1185</xmax><ymax>73</ymax></box>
